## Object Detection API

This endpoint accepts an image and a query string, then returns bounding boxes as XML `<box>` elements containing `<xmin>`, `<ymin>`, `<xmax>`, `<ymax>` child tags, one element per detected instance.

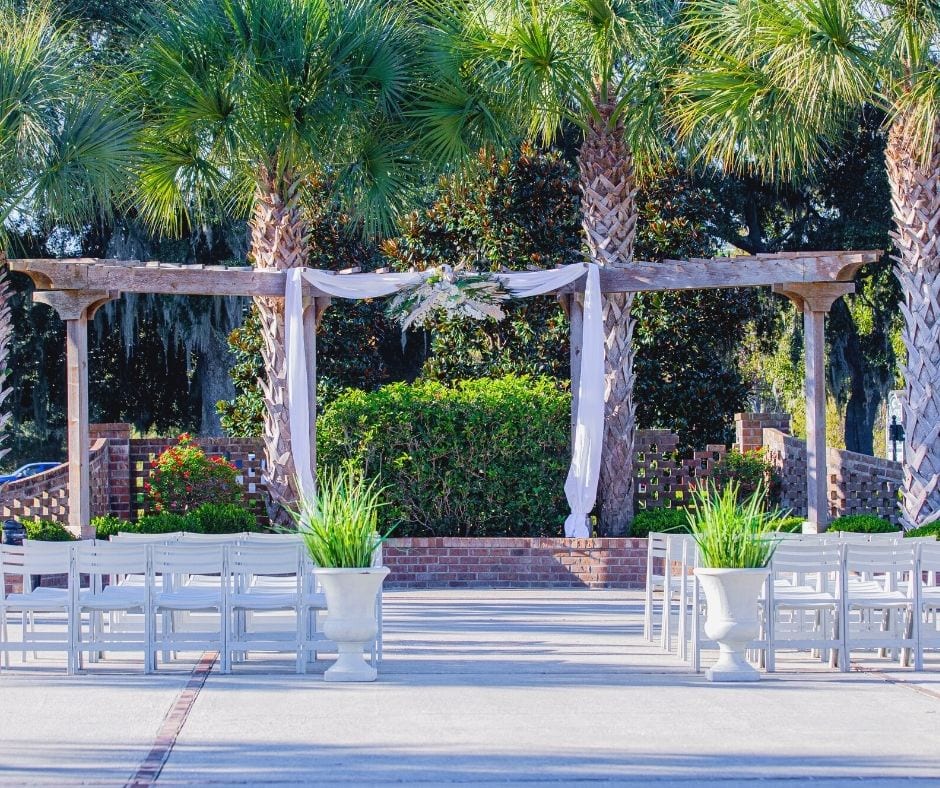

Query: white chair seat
<box><xmin>230</xmin><ymin>591</ymin><xmax>299</xmax><ymax>610</ymax></box>
<box><xmin>847</xmin><ymin>589</ymin><xmax>910</xmax><ymax>607</ymax></box>
<box><xmin>774</xmin><ymin>590</ymin><xmax>838</xmax><ymax>608</ymax></box>
<box><xmin>79</xmin><ymin>586</ymin><xmax>146</xmax><ymax>610</ymax></box>
<box><xmin>155</xmin><ymin>588</ymin><xmax>222</xmax><ymax>610</ymax></box>
<box><xmin>5</xmin><ymin>588</ymin><xmax>70</xmax><ymax>608</ymax></box>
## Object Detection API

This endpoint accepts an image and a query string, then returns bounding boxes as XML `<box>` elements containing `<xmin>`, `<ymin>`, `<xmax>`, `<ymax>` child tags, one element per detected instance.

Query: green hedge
<box><xmin>827</xmin><ymin>514</ymin><xmax>899</xmax><ymax>534</ymax></box>
<box><xmin>905</xmin><ymin>523</ymin><xmax>940</xmax><ymax>539</ymax></box>
<box><xmin>631</xmin><ymin>508</ymin><xmax>690</xmax><ymax>538</ymax></box>
<box><xmin>23</xmin><ymin>520</ymin><xmax>75</xmax><ymax>541</ymax></box>
<box><xmin>93</xmin><ymin>504</ymin><xmax>261</xmax><ymax>539</ymax></box>
<box><xmin>317</xmin><ymin>376</ymin><xmax>571</xmax><ymax>537</ymax></box>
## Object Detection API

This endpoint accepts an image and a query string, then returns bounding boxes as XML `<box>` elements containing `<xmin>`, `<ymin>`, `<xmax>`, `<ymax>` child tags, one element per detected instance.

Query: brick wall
<box><xmin>634</xmin><ymin>430</ymin><xmax>728</xmax><ymax>511</ymax></box>
<box><xmin>735</xmin><ymin>413</ymin><xmax>791</xmax><ymax>453</ymax></box>
<box><xmin>383</xmin><ymin>537</ymin><xmax>648</xmax><ymax>589</ymax></box>
<box><xmin>763</xmin><ymin>428</ymin><xmax>903</xmax><ymax>523</ymax></box>
<box><xmin>0</xmin><ymin>439</ymin><xmax>110</xmax><ymax>527</ymax></box>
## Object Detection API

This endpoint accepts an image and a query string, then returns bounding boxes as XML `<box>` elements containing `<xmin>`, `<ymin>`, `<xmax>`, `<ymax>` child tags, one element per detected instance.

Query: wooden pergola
<box><xmin>9</xmin><ymin>250</ymin><xmax>880</xmax><ymax>537</ymax></box>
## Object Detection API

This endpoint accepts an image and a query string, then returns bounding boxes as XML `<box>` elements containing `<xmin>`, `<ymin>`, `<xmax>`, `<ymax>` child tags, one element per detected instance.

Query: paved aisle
<box><xmin>2</xmin><ymin>590</ymin><xmax>940</xmax><ymax>785</ymax></box>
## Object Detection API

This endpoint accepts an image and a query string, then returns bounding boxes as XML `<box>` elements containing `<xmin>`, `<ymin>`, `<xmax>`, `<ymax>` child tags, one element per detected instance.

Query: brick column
<box><xmin>735</xmin><ymin>413</ymin><xmax>791</xmax><ymax>453</ymax></box>
<box><xmin>90</xmin><ymin>423</ymin><xmax>132</xmax><ymax>521</ymax></box>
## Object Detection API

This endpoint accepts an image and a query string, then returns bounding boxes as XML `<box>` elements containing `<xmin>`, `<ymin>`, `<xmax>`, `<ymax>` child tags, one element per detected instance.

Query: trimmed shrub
<box><xmin>774</xmin><ymin>516</ymin><xmax>805</xmax><ymax>534</ymax></box>
<box><xmin>904</xmin><ymin>523</ymin><xmax>940</xmax><ymax>539</ymax></box>
<box><xmin>631</xmin><ymin>507</ymin><xmax>690</xmax><ymax>538</ymax></box>
<box><xmin>828</xmin><ymin>514</ymin><xmax>899</xmax><ymax>534</ymax></box>
<box><xmin>187</xmin><ymin>503</ymin><xmax>259</xmax><ymax>534</ymax></box>
<box><xmin>317</xmin><ymin>376</ymin><xmax>570</xmax><ymax>537</ymax></box>
<box><xmin>709</xmin><ymin>449</ymin><xmax>781</xmax><ymax>505</ymax></box>
<box><xmin>93</xmin><ymin>505</ymin><xmax>259</xmax><ymax>539</ymax></box>
<box><xmin>145</xmin><ymin>433</ymin><xmax>242</xmax><ymax>514</ymax></box>
<box><xmin>23</xmin><ymin>520</ymin><xmax>75</xmax><ymax>541</ymax></box>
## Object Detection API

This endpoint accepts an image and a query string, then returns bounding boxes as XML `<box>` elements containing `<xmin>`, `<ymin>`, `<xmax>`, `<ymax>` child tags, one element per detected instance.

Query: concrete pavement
<box><xmin>1</xmin><ymin>590</ymin><xmax>939</xmax><ymax>786</ymax></box>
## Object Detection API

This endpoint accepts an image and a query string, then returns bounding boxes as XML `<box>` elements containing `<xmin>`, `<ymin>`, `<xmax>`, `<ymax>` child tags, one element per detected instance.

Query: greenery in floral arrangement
<box><xmin>828</xmin><ymin>514</ymin><xmax>899</xmax><ymax>534</ymax></box>
<box><xmin>145</xmin><ymin>434</ymin><xmax>243</xmax><ymax>514</ymax></box>
<box><xmin>293</xmin><ymin>466</ymin><xmax>391</xmax><ymax>569</ymax></box>
<box><xmin>386</xmin><ymin>265</ymin><xmax>509</xmax><ymax>334</ymax></box>
<box><xmin>688</xmin><ymin>481</ymin><xmax>785</xmax><ymax>569</ymax></box>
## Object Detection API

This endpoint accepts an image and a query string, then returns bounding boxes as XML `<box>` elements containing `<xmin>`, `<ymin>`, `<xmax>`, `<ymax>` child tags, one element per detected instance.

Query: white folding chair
<box><xmin>147</xmin><ymin>543</ymin><xmax>229</xmax><ymax>673</ymax></box>
<box><xmin>765</xmin><ymin>542</ymin><xmax>846</xmax><ymax>672</ymax></box>
<box><xmin>227</xmin><ymin>542</ymin><xmax>306</xmax><ymax>672</ymax></box>
<box><xmin>0</xmin><ymin>541</ymin><xmax>76</xmax><ymax>673</ymax></box>
<box><xmin>842</xmin><ymin>542</ymin><xmax>917</xmax><ymax>666</ymax></box>
<box><xmin>73</xmin><ymin>540</ymin><xmax>150</xmax><ymax>670</ymax></box>
<box><xmin>660</xmin><ymin>535</ymin><xmax>686</xmax><ymax>652</ymax></box>
<box><xmin>911</xmin><ymin>541</ymin><xmax>940</xmax><ymax>671</ymax></box>
<box><xmin>643</xmin><ymin>533</ymin><xmax>668</xmax><ymax>642</ymax></box>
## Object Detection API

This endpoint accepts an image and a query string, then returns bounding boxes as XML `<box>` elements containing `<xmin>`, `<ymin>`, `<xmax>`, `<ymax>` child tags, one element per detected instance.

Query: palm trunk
<box><xmin>578</xmin><ymin>103</ymin><xmax>639</xmax><ymax>536</ymax></box>
<box><xmin>251</xmin><ymin>177</ymin><xmax>309</xmax><ymax>524</ymax></box>
<box><xmin>0</xmin><ymin>254</ymin><xmax>11</xmax><ymax>465</ymax></box>
<box><xmin>888</xmin><ymin>115</ymin><xmax>940</xmax><ymax>527</ymax></box>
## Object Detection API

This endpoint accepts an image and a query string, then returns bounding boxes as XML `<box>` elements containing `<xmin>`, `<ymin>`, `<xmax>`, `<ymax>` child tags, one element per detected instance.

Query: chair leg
<box><xmin>643</xmin><ymin>578</ymin><xmax>653</xmax><ymax>641</ymax></box>
<box><xmin>219</xmin><ymin>606</ymin><xmax>230</xmax><ymax>675</ymax></box>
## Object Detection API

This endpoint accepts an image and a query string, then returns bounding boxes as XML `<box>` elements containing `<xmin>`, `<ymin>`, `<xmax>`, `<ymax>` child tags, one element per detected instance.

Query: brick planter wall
<box><xmin>383</xmin><ymin>537</ymin><xmax>648</xmax><ymax>589</ymax></box>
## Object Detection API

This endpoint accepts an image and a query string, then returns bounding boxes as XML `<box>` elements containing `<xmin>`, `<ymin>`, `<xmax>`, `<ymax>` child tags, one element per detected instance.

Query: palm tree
<box><xmin>0</xmin><ymin>0</ymin><xmax>134</xmax><ymax>462</ymax></box>
<box><xmin>419</xmin><ymin>0</ymin><xmax>683</xmax><ymax>535</ymax></box>
<box><xmin>672</xmin><ymin>0</ymin><xmax>940</xmax><ymax>527</ymax></box>
<box><xmin>134</xmin><ymin>0</ymin><xmax>423</xmax><ymax>519</ymax></box>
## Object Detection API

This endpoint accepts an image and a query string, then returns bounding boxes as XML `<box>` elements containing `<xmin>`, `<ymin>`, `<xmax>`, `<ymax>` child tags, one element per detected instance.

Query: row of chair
<box><xmin>645</xmin><ymin>531</ymin><xmax>940</xmax><ymax>672</ymax></box>
<box><xmin>0</xmin><ymin>532</ymin><xmax>384</xmax><ymax>675</ymax></box>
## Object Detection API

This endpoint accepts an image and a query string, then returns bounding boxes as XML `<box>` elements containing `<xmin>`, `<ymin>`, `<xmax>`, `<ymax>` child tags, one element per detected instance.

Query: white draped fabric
<box><xmin>285</xmin><ymin>262</ymin><xmax>604</xmax><ymax>538</ymax></box>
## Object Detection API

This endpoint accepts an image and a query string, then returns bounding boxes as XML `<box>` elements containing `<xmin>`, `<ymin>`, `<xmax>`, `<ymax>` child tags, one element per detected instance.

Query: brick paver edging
<box><xmin>125</xmin><ymin>651</ymin><xmax>217</xmax><ymax>788</ymax></box>
<box><xmin>383</xmin><ymin>537</ymin><xmax>648</xmax><ymax>589</ymax></box>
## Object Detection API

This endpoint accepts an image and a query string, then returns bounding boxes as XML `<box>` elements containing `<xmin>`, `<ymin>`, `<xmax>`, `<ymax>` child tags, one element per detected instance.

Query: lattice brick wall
<box><xmin>763</xmin><ymin>428</ymin><xmax>902</xmax><ymax>523</ymax></box>
<box><xmin>0</xmin><ymin>439</ymin><xmax>110</xmax><ymax>525</ymax></box>
<box><xmin>633</xmin><ymin>429</ymin><xmax>728</xmax><ymax>511</ymax></box>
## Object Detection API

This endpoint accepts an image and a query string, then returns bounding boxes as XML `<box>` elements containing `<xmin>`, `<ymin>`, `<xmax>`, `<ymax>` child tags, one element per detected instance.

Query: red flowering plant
<box><xmin>146</xmin><ymin>433</ymin><xmax>243</xmax><ymax>514</ymax></box>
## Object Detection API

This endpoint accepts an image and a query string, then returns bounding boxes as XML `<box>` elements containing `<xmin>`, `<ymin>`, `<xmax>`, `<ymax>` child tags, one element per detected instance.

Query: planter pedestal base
<box><xmin>705</xmin><ymin>648</ymin><xmax>761</xmax><ymax>682</ymax></box>
<box><xmin>324</xmin><ymin>643</ymin><xmax>377</xmax><ymax>683</ymax></box>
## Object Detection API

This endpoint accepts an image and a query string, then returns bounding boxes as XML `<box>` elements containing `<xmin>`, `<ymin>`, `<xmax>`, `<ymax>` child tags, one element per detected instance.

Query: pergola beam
<box><xmin>9</xmin><ymin>250</ymin><xmax>880</xmax><ymax>298</ymax></box>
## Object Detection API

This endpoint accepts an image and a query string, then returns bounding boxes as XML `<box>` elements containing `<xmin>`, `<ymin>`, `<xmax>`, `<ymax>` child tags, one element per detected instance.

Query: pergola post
<box><xmin>773</xmin><ymin>282</ymin><xmax>855</xmax><ymax>533</ymax></box>
<box><xmin>32</xmin><ymin>290</ymin><xmax>117</xmax><ymax>538</ymax></box>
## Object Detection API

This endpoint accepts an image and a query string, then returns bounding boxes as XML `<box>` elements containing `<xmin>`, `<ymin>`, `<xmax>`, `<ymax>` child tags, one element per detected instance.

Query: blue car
<box><xmin>0</xmin><ymin>462</ymin><xmax>61</xmax><ymax>489</ymax></box>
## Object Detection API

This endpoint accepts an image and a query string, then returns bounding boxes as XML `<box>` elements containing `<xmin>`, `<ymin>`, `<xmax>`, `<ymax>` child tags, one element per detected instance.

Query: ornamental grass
<box><xmin>687</xmin><ymin>480</ymin><xmax>784</xmax><ymax>569</ymax></box>
<box><xmin>292</xmin><ymin>466</ymin><xmax>391</xmax><ymax>569</ymax></box>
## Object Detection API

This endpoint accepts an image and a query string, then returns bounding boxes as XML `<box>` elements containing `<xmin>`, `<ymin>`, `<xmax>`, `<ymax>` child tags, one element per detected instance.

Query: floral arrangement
<box><xmin>145</xmin><ymin>433</ymin><xmax>243</xmax><ymax>514</ymax></box>
<box><xmin>386</xmin><ymin>264</ymin><xmax>508</xmax><ymax>332</ymax></box>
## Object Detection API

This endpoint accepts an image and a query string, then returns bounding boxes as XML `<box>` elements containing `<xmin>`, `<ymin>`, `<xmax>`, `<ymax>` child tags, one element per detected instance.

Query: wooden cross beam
<box><xmin>8</xmin><ymin>250</ymin><xmax>881</xmax><ymax>297</ymax></box>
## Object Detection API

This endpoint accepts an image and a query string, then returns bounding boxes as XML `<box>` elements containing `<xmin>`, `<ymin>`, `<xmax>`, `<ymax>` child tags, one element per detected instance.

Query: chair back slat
<box><xmin>179</xmin><ymin>533</ymin><xmax>247</xmax><ymax>544</ymax></box>
<box><xmin>151</xmin><ymin>543</ymin><xmax>225</xmax><ymax>575</ymax></box>
<box><xmin>23</xmin><ymin>540</ymin><xmax>72</xmax><ymax>575</ymax></box>
<box><xmin>772</xmin><ymin>542</ymin><xmax>842</xmax><ymax>571</ymax></box>
<box><xmin>918</xmin><ymin>541</ymin><xmax>940</xmax><ymax>571</ymax></box>
<box><xmin>111</xmin><ymin>532</ymin><xmax>183</xmax><ymax>544</ymax></box>
<box><xmin>229</xmin><ymin>542</ymin><xmax>301</xmax><ymax>575</ymax></box>
<box><xmin>76</xmin><ymin>540</ymin><xmax>147</xmax><ymax>574</ymax></box>
<box><xmin>844</xmin><ymin>542</ymin><xmax>916</xmax><ymax>572</ymax></box>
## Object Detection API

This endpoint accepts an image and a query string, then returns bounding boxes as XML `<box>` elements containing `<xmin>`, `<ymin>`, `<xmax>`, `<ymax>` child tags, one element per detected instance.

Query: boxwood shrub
<box><xmin>827</xmin><ymin>514</ymin><xmax>899</xmax><ymax>534</ymax></box>
<box><xmin>631</xmin><ymin>507</ymin><xmax>690</xmax><ymax>538</ymax></box>
<box><xmin>904</xmin><ymin>523</ymin><xmax>940</xmax><ymax>539</ymax></box>
<box><xmin>92</xmin><ymin>504</ymin><xmax>260</xmax><ymax>539</ymax></box>
<box><xmin>317</xmin><ymin>376</ymin><xmax>570</xmax><ymax>537</ymax></box>
<box><xmin>23</xmin><ymin>520</ymin><xmax>75</xmax><ymax>541</ymax></box>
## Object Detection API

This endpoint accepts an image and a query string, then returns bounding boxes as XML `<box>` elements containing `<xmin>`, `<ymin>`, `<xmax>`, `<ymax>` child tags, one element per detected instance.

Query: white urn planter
<box><xmin>315</xmin><ymin>566</ymin><xmax>390</xmax><ymax>682</ymax></box>
<box><xmin>694</xmin><ymin>567</ymin><xmax>769</xmax><ymax>682</ymax></box>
